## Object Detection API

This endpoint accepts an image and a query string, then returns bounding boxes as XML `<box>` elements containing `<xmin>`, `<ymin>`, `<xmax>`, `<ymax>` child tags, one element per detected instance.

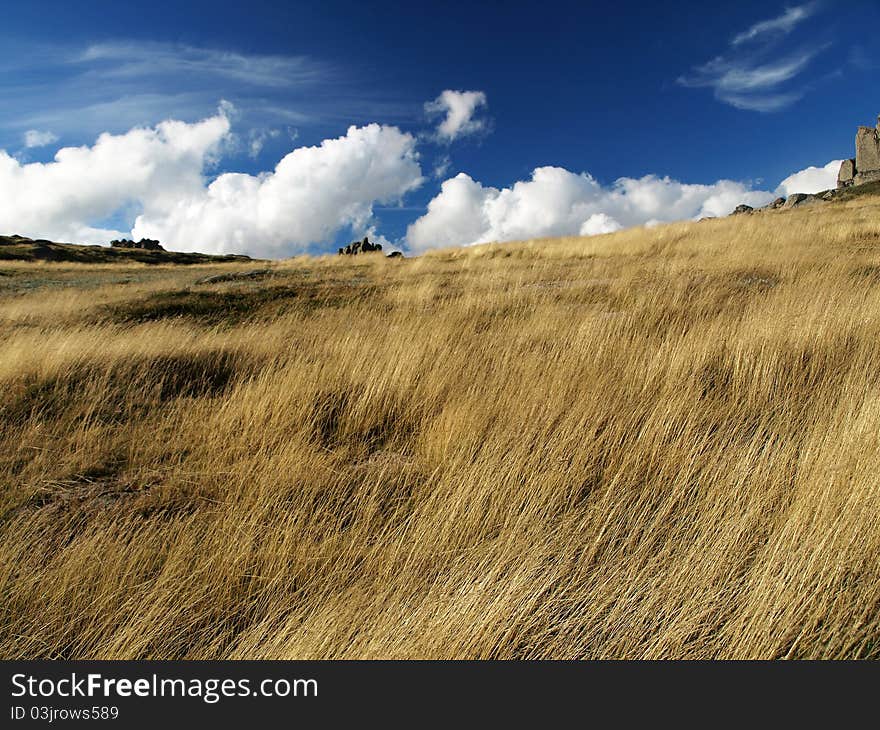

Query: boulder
<box><xmin>784</xmin><ymin>193</ymin><xmax>825</xmax><ymax>209</ymax></box>
<box><xmin>387</xmin><ymin>251</ymin><xmax>404</xmax><ymax>258</ymax></box>
<box><xmin>783</xmin><ymin>193</ymin><xmax>810</xmax><ymax>208</ymax></box>
<box><xmin>731</xmin><ymin>204</ymin><xmax>754</xmax><ymax>215</ymax></box>
<box><xmin>760</xmin><ymin>197</ymin><xmax>786</xmax><ymax>211</ymax></box>
<box><xmin>838</xmin><ymin>158</ymin><xmax>856</xmax><ymax>188</ymax></box>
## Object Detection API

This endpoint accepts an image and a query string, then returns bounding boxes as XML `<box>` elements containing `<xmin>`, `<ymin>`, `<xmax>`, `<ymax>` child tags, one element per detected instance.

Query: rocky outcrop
<box><xmin>338</xmin><ymin>237</ymin><xmax>382</xmax><ymax>256</ymax></box>
<box><xmin>731</xmin><ymin>204</ymin><xmax>754</xmax><ymax>215</ymax></box>
<box><xmin>0</xmin><ymin>234</ymin><xmax>253</xmax><ymax>264</ymax></box>
<box><xmin>110</xmin><ymin>238</ymin><xmax>164</xmax><ymax>251</ymax></box>
<box><xmin>762</xmin><ymin>197</ymin><xmax>787</xmax><ymax>210</ymax></box>
<box><xmin>839</xmin><ymin>115</ymin><xmax>880</xmax><ymax>187</ymax></box>
<box><xmin>783</xmin><ymin>193</ymin><xmax>809</xmax><ymax>208</ymax></box>
<box><xmin>783</xmin><ymin>193</ymin><xmax>826</xmax><ymax>209</ymax></box>
<box><xmin>721</xmin><ymin>115</ymin><xmax>880</xmax><ymax>219</ymax></box>
<box><xmin>728</xmin><ymin>190</ymin><xmax>833</xmax><ymax>220</ymax></box>
<box><xmin>856</xmin><ymin>125</ymin><xmax>880</xmax><ymax>172</ymax></box>
<box><xmin>838</xmin><ymin>159</ymin><xmax>856</xmax><ymax>187</ymax></box>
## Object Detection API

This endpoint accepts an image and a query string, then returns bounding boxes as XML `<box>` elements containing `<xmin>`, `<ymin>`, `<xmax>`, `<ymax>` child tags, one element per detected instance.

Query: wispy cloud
<box><xmin>678</xmin><ymin>3</ymin><xmax>829</xmax><ymax>112</ymax></box>
<box><xmin>848</xmin><ymin>45</ymin><xmax>879</xmax><ymax>71</ymax></box>
<box><xmin>680</xmin><ymin>50</ymin><xmax>822</xmax><ymax>111</ymax></box>
<box><xmin>433</xmin><ymin>154</ymin><xmax>452</xmax><ymax>179</ymax></box>
<box><xmin>716</xmin><ymin>90</ymin><xmax>805</xmax><ymax>113</ymax></box>
<box><xmin>0</xmin><ymin>39</ymin><xmax>416</xmax><ymax>155</ymax></box>
<box><xmin>74</xmin><ymin>42</ymin><xmax>328</xmax><ymax>88</ymax></box>
<box><xmin>245</xmin><ymin>126</ymin><xmax>298</xmax><ymax>159</ymax></box>
<box><xmin>731</xmin><ymin>2</ymin><xmax>821</xmax><ymax>46</ymax></box>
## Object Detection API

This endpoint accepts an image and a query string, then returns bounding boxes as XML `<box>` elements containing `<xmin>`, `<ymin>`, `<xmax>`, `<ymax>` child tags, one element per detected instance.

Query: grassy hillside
<box><xmin>1</xmin><ymin>195</ymin><xmax>879</xmax><ymax>659</ymax></box>
<box><xmin>0</xmin><ymin>234</ymin><xmax>255</xmax><ymax>265</ymax></box>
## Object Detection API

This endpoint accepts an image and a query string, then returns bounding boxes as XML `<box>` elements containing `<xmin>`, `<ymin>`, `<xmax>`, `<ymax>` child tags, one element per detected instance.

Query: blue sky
<box><xmin>0</xmin><ymin>0</ymin><xmax>878</xmax><ymax>256</ymax></box>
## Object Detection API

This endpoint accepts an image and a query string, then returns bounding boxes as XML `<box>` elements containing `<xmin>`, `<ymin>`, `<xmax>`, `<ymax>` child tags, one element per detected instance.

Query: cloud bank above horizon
<box><xmin>0</xmin><ymin>105</ymin><xmax>423</xmax><ymax>256</ymax></box>
<box><xmin>406</xmin><ymin>161</ymin><xmax>841</xmax><ymax>253</ymax></box>
<box><xmin>0</xmin><ymin>104</ymin><xmax>841</xmax><ymax>256</ymax></box>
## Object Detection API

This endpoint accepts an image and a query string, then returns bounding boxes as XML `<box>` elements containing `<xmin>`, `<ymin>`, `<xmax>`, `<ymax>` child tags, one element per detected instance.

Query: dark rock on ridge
<box><xmin>339</xmin><ymin>237</ymin><xmax>382</xmax><ymax>256</ymax></box>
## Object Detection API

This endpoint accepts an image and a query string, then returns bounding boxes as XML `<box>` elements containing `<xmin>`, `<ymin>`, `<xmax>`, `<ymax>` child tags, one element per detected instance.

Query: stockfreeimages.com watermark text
<box><xmin>11</xmin><ymin>672</ymin><xmax>317</xmax><ymax>705</ymax></box>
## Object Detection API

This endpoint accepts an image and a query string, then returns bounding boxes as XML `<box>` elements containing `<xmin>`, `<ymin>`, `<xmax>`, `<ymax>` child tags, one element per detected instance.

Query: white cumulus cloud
<box><xmin>133</xmin><ymin>122</ymin><xmax>423</xmax><ymax>257</ymax></box>
<box><xmin>406</xmin><ymin>159</ymin><xmax>840</xmax><ymax>253</ymax></box>
<box><xmin>406</xmin><ymin>168</ymin><xmax>775</xmax><ymax>252</ymax></box>
<box><xmin>776</xmin><ymin>159</ymin><xmax>842</xmax><ymax>196</ymax></box>
<box><xmin>579</xmin><ymin>213</ymin><xmax>622</xmax><ymax>236</ymax></box>
<box><xmin>23</xmin><ymin>129</ymin><xmax>59</xmax><ymax>148</ymax></box>
<box><xmin>0</xmin><ymin>108</ymin><xmax>423</xmax><ymax>256</ymax></box>
<box><xmin>0</xmin><ymin>102</ymin><xmax>843</xmax><ymax>259</ymax></box>
<box><xmin>425</xmin><ymin>90</ymin><xmax>488</xmax><ymax>142</ymax></box>
<box><xmin>0</xmin><ymin>109</ymin><xmax>231</xmax><ymax>243</ymax></box>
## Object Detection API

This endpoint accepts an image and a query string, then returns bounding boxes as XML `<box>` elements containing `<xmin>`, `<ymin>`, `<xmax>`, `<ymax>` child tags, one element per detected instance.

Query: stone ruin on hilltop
<box><xmin>838</xmin><ymin>115</ymin><xmax>880</xmax><ymax>188</ymax></box>
<box><xmin>110</xmin><ymin>238</ymin><xmax>164</xmax><ymax>251</ymax></box>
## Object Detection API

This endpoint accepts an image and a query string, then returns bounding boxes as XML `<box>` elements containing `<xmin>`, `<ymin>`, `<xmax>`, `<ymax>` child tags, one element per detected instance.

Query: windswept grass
<box><xmin>2</xmin><ymin>196</ymin><xmax>880</xmax><ymax>659</ymax></box>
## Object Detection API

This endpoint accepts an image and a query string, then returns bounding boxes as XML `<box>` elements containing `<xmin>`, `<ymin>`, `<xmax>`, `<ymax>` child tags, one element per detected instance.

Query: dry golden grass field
<box><xmin>2</xmin><ymin>192</ymin><xmax>880</xmax><ymax>659</ymax></box>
